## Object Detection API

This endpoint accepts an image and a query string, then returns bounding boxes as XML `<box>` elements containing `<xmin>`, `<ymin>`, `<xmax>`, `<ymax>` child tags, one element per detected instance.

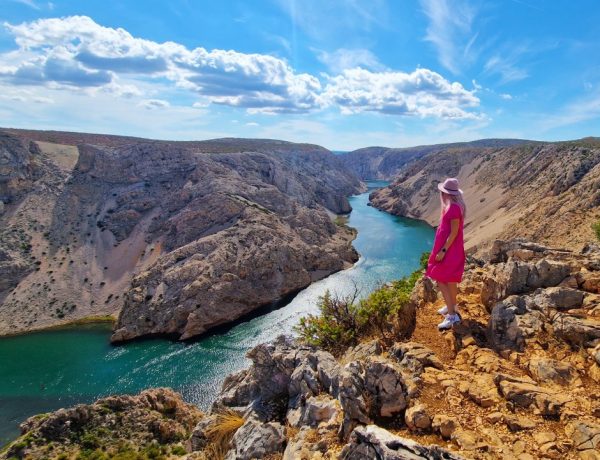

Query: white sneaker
<box><xmin>437</xmin><ymin>305</ymin><xmax>459</xmax><ymax>315</ymax></box>
<box><xmin>438</xmin><ymin>313</ymin><xmax>461</xmax><ymax>330</ymax></box>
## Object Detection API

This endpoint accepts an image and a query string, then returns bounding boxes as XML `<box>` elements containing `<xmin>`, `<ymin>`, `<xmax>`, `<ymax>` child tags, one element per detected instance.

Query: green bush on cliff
<box><xmin>593</xmin><ymin>220</ymin><xmax>600</xmax><ymax>241</ymax></box>
<box><xmin>296</xmin><ymin>252</ymin><xmax>429</xmax><ymax>355</ymax></box>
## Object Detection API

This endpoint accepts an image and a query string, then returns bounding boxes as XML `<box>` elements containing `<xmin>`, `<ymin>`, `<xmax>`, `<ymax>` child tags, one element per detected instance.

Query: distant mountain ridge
<box><xmin>369</xmin><ymin>137</ymin><xmax>600</xmax><ymax>252</ymax></box>
<box><xmin>338</xmin><ymin>138</ymin><xmax>533</xmax><ymax>180</ymax></box>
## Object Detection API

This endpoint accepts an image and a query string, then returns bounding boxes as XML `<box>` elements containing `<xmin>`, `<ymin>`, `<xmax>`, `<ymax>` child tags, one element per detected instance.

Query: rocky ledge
<box><xmin>3</xmin><ymin>238</ymin><xmax>600</xmax><ymax>459</ymax></box>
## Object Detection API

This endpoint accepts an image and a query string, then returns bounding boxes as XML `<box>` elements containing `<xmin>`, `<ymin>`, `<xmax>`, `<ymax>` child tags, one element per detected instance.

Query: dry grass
<box><xmin>200</xmin><ymin>409</ymin><xmax>245</xmax><ymax>460</ymax></box>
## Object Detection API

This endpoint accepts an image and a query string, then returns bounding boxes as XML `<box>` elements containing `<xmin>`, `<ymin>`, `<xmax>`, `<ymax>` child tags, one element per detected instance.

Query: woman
<box><xmin>425</xmin><ymin>177</ymin><xmax>467</xmax><ymax>330</ymax></box>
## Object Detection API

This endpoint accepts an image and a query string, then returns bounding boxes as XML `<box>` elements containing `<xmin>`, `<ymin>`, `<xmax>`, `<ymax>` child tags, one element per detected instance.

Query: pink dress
<box><xmin>425</xmin><ymin>203</ymin><xmax>465</xmax><ymax>283</ymax></box>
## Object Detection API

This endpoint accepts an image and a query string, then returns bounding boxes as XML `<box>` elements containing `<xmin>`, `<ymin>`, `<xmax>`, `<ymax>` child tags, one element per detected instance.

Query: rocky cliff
<box><xmin>369</xmin><ymin>138</ymin><xmax>600</xmax><ymax>252</ymax></box>
<box><xmin>4</xmin><ymin>238</ymin><xmax>599</xmax><ymax>459</ymax></box>
<box><xmin>338</xmin><ymin>139</ymin><xmax>529</xmax><ymax>180</ymax></box>
<box><xmin>0</xmin><ymin>129</ymin><xmax>363</xmax><ymax>340</ymax></box>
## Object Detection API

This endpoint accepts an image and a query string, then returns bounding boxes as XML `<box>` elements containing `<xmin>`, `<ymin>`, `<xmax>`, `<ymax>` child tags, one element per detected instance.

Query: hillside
<box><xmin>338</xmin><ymin>139</ymin><xmax>530</xmax><ymax>180</ymax></box>
<box><xmin>0</xmin><ymin>129</ymin><xmax>363</xmax><ymax>341</ymax></box>
<box><xmin>370</xmin><ymin>138</ymin><xmax>600</xmax><ymax>253</ymax></box>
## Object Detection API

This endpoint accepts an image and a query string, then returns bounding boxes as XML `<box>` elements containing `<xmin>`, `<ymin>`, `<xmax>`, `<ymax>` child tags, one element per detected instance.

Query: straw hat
<box><xmin>437</xmin><ymin>177</ymin><xmax>463</xmax><ymax>195</ymax></box>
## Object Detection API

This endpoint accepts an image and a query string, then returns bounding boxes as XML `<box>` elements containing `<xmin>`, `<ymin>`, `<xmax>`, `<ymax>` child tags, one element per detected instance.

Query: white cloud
<box><xmin>321</xmin><ymin>67</ymin><xmax>480</xmax><ymax>119</ymax></box>
<box><xmin>1</xmin><ymin>16</ymin><xmax>321</xmax><ymax>114</ymax></box>
<box><xmin>500</xmin><ymin>93</ymin><xmax>513</xmax><ymax>100</ymax></box>
<box><xmin>246</xmin><ymin>122</ymin><xmax>259</xmax><ymax>126</ymax></box>
<box><xmin>314</xmin><ymin>48</ymin><xmax>385</xmax><ymax>73</ymax></box>
<box><xmin>139</xmin><ymin>99</ymin><xmax>170</xmax><ymax>110</ymax></box>
<box><xmin>483</xmin><ymin>53</ymin><xmax>528</xmax><ymax>84</ymax></box>
<box><xmin>33</xmin><ymin>96</ymin><xmax>53</xmax><ymax>103</ymax></box>
<box><xmin>420</xmin><ymin>0</ymin><xmax>478</xmax><ymax>74</ymax></box>
<box><xmin>0</xmin><ymin>15</ymin><xmax>481</xmax><ymax>120</ymax></box>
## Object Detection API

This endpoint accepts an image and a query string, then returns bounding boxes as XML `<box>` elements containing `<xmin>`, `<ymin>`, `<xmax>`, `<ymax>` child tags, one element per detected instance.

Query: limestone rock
<box><xmin>405</xmin><ymin>404</ymin><xmax>432</xmax><ymax>432</ymax></box>
<box><xmin>534</xmin><ymin>286</ymin><xmax>585</xmax><ymax>311</ymax></box>
<box><xmin>341</xmin><ymin>339</ymin><xmax>382</xmax><ymax>363</ymax></box>
<box><xmin>504</xmin><ymin>414</ymin><xmax>536</xmax><ymax>432</ymax></box>
<box><xmin>527</xmin><ymin>357</ymin><xmax>578</xmax><ymax>386</ymax></box>
<box><xmin>363</xmin><ymin>358</ymin><xmax>408</xmax><ymax>418</ymax></box>
<box><xmin>494</xmin><ymin>374</ymin><xmax>570</xmax><ymax>416</ymax></box>
<box><xmin>224</xmin><ymin>419</ymin><xmax>286</xmax><ymax>460</ymax></box>
<box><xmin>339</xmin><ymin>424</ymin><xmax>465</xmax><ymax>459</ymax></box>
<box><xmin>287</xmin><ymin>395</ymin><xmax>340</xmax><ymax>428</ymax></box>
<box><xmin>552</xmin><ymin>313</ymin><xmax>600</xmax><ymax>347</ymax></box>
<box><xmin>338</xmin><ymin>360</ymin><xmax>371</xmax><ymax>440</ymax></box>
<box><xmin>391</xmin><ymin>341</ymin><xmax>444</xmax><ymax>373</ymax></box>
<box><xmin>432</xmin><ymin>414</ymin><xmax>460</xmax><ymax>440</ymax></box>
<box><xmin>282</xmin><ymin>426</ymin><xmax>330</xmax><ymax>460</ymax></box>
<box><xmin>566</xmin><ymin>420</ymin><xmax>600</xmax><ymax>453</ymax></box>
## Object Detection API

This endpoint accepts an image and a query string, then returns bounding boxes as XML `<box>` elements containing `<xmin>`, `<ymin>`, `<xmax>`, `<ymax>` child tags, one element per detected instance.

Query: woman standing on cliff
<box><xmin>425</xmin><ymin>178</ymin><xmax>467</xmax><ymax>330</ymax></box>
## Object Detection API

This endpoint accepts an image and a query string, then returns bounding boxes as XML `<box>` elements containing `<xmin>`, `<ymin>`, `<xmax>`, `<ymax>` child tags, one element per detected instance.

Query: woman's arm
<box><xmin>435</xmin><ymin>218</ymin><xmax>460</xmax><ymax>262</ymax></box>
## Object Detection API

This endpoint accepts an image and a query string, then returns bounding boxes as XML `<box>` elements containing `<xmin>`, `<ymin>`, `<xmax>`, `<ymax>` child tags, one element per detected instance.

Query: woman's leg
<box><xmin>437</xmin><ymin>282</ymin><xmax>452</xmax><ymax>312</ymax></box>
<box><xmin>447</xmin><ymin>282</ymin><xmax>459</xmax><ymax>314</ymax></box>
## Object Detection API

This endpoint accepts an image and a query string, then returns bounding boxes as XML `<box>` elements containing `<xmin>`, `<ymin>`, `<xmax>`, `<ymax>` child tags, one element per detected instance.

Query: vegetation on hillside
<box><xmin>593</xmin><ymin>220</ymin><xmax>600</xmax><ymax>241</ymax></box>
<box><xmin>296</xmin><ymin>252</ymin><xmax>429</xmax><ymax>355</ymax></box>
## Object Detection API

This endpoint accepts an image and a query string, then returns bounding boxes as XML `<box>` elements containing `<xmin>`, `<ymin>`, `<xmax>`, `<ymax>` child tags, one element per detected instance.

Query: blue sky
<box><xmin>0</xmin><ymin>0</ymin><xmax>599</xmax><ymax>150</ymax></box>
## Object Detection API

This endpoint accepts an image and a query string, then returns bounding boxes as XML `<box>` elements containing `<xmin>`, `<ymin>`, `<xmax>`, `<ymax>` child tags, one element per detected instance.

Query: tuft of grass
<box><xmin>201</xmin><ymin>409</ymin><xmax>245</xmax><ymax>460</ymax></box>
<box><xmin>593</xmin><ymin>220</ymin><xmax>600</xmax><ymax>241</ymax></box>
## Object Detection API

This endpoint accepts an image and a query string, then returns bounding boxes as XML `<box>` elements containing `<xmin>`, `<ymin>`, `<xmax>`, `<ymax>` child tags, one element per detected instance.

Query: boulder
<box><xmin>505</xmin><ymin>414</ymin><xmax>536</xmax><ymax>432</ymax></box>
<box><xmin>432</xmin><ymin>414</ymin><xmax>460</xmax><ymax>440</ymax></box>
<box><xmin>338</xmin><ymin>361</ymin><xmax>371</xmax><ymax>440</ymax></box>
<box><xmin>224</xmin><ymin>419</ymin><xmax>286</xmax><ymax>460</ymax></box>
<box><xmin>466</xmin><ymin>378</ymin><xmax>498</xmax><ymax>408</ymax></box>
<box><xmin>528</xmin><ymin>259</ymin><xmax>571</xmax><ymax>289</ymax></box>
<box><xmin>282</xmin><ymin>426</ymin><xmax>330</xmax><ymax>460</ymax></box>
<box><xmin>338</xmin><ymin>357</ymin><xmax>408</xmax><ymax>439</ymax></box>
<box><xmin>287</xmin><ymin>395</ymin><xmax>340</xmax><ymax>428</ymax></box>
<box><xmin>531</xmin><ymin>287</ymin><xmax>585</xmax><ymax>313</ymax></box>
<box><xmin>488</xmin><ymin>296</ymin><xmax>527</xmax><ymax>351</ymax></box>
<box><xmin>339</xmin><ymin>424</ymin><xmax>466</xmax><ymax>460</ymax></box>
<box><xmin>527</xmin><ymin>357</ymin><xmax>578</xmax><ymax>386</ymax></box>
<box><xmin>341</xmin><ymin>339</ymin><xmax>382</xmax><ymax>363</ymax></box>
<box><xmin>363</xmin><ymin>358</ymin><xmax>408</xmax><ymax>418</ymax></box>
<box><xmin>213</xmin><ymin>336</ymin><xmax>341</xmax><ymax>423</ymax></box>
<box><xmin>391</xmin><ymin>342</ymin><xmax>444</xmax><ymax>373</ymax></box>
<box><xmin>494</xmin><ymin>374</ymin><xmax>570</xmax><ymax>416</ymax></box>
<box><xmin>481</xmin><ymin>259</ymin><xmax>570</xmax><ymax>308</ymax></box>
<box><xmin>405</xmin><ymin>404</ymin><xmax>432</xmax><ymax>432</ymax></box>
<box><xmin>565</xmin><ymin>420</ymin><xmax>600</xmax><ymax>454</ymax></box>
<box><xmin>578</xmin><ymin>271</ymin><xmax>600</xmax><ymax>294</ymax></box>
<box><xmin>552</xmin><ymin>313</ymin><xmax>600</xmax><ymax>348</ymax></box>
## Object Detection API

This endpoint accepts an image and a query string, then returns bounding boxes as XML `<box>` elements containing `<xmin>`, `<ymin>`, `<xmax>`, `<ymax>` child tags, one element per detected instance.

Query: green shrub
<box><xmin>593</xmin><ymin>220</ymin><xmax>600</xmax><ymax>241</ymax></box>
<box><xmin>296</xmin><ymin>252</ymin><xmax>429</xmax><ymax>355</ymax></box>
<box><xmin>170</xmin><ymin>445</ymin><xmax>187</xmax><ymax>455</ymax></box>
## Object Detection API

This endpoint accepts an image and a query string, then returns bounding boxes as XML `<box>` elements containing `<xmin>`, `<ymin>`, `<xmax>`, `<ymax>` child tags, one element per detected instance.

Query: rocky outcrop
<box><xmin>339</xmin><ymin>425</ymin><xmax>465</xmax><ymax>459</ymax></box>
<box><xmin>369</xmin><ymin>139</ymin><xmax>600</xmax><ymax>252</ymax></box>
<box><xmin>0</xmin><ymin>388</ymin><xmax>202</xmax><ymax>459</ymax></box>
<box><xmin>0</xmin><ymin>129</ymin><xmax>363</xmax><ymax>339</ymax></box>
<box><xmin>4</xmin><ymin>238</ymin><xmax>600</xmax><ymax>459</ymax></box>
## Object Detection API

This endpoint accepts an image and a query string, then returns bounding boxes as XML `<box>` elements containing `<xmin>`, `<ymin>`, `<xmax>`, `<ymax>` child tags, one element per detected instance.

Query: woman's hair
<box><xmin>440</xmin><ymin>191</ymin><xmax>467</xmax><ymax>220</ymax></box>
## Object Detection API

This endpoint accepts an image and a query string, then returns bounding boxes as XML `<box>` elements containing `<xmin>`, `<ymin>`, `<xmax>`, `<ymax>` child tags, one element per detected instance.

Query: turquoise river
<box><xmin>0</xmin><ymin>181</ymin><xmax>434</xmax><ymax>446</ymax></box>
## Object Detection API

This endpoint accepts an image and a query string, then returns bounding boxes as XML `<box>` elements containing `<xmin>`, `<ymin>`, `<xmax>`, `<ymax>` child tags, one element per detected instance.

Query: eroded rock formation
<box><xmin>0</xmin><ymin>129</ymin><xmax>362</xmax><ymax>339</ymax></box>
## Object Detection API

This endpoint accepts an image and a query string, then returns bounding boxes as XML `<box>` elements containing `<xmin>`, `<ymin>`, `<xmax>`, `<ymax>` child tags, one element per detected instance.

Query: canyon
<box><xmin>0</xmin><ymin>129</ymin><xmax>362</xmax><ymax>341</ymax></box>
